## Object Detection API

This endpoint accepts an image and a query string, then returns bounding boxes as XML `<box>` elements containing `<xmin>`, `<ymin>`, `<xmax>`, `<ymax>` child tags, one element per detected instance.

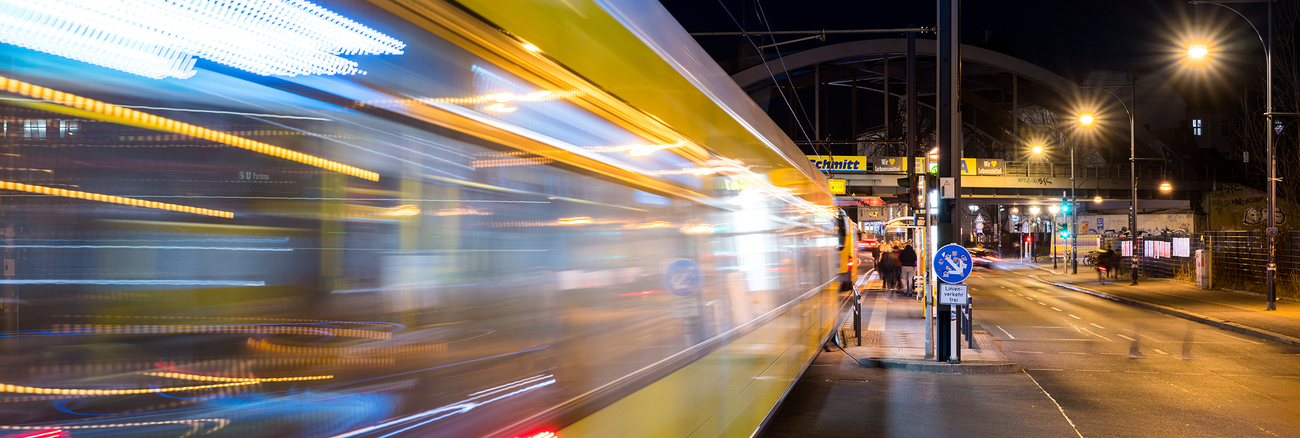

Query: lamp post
<box><xmin>1030</xmin><ymin>205</ymin><xmax>1041</xmax><ymax>263</ymax></box>
<box><xmin>1081</xmin><ymin>81</ymin><xmax>1140</xmax><ymax>286</ymax></box>
<box><xmin>1050</xmin><ymin>205</ymin><xmax>1061</xmax><ymax>269</ymax></box>
<box><xmin>1187</xmin><ymin>0</ymin><xmax>1276</xmax><ymax>310</ymax></box>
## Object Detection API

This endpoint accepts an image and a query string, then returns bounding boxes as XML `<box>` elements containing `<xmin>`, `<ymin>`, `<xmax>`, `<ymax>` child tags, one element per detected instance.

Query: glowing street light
<box><xmin>1078</xmin><ymin>111</ymin><xmax>1096</xmax><ymax>128</ymax></box>
<box><xmin>1188</xmin><ymin>44</ymin><xmax>1208</xmax><ymax>58</ymax></box>
<box><xmin>1094</xmin><ymin>195</ymin><xmax>1103</xmax><ymax>203</ymax></box>
<box><xmin>1049</xmin><ymin>205</ymin><xmax>1061</xmax><ymax>215</ymax></box>
<box><xmin>1160</xmin><ymin>182</ymin><xmax>1173</xmax><ymax>192</ymax></box>
<box><xmin>1029</xmin><ymin>206</ymin><xmax>1041</xmax><ymax>215</ymax></box>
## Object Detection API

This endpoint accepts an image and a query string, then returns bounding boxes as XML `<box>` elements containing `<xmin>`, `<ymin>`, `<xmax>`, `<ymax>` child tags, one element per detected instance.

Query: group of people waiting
<box><xmin>870</xmin><ymin>242</ymin><xmax>918</xmax><ymax>294</ymax></box>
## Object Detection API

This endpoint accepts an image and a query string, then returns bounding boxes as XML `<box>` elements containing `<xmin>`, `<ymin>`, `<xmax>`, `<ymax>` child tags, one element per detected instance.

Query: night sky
<box><xmin>658</xmin><ymin>0</ymin><xmax>1271</xmax><ymax>108</ymax></box>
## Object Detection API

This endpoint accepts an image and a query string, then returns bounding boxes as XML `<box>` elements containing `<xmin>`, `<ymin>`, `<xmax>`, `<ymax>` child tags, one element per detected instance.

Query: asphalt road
<box><xmin>759</xmin><ymin>264</ymin><xmax>1300</xmax><ymax>437</ymax></box>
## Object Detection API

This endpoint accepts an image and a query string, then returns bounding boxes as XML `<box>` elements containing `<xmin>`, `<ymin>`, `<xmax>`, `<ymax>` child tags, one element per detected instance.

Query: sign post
<box><xmin>933</xmin><ymin>244</ymin><xmax>973</xmax><ymax>362</ymax></box>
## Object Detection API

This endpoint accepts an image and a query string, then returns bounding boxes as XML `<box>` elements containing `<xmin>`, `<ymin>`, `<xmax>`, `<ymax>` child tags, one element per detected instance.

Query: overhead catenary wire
<box><xmin>713</xmin><ymin>0</ymin><xmax>823</xmax><ymax>159</ymax></box>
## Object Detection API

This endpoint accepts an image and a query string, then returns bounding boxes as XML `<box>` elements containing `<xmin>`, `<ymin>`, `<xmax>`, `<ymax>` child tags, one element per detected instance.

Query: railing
<box><xmin>1003</xmin><ymin>162</ymin><xmax>1216</xmax><ymax>181</ymax></box>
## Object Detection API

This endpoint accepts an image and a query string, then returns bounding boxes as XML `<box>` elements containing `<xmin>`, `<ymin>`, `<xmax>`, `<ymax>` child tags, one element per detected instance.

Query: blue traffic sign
<box><xmin>932</xmin><ymin>244</ymin><xmax>973</xmax><ymax>283</ymax></box>
<box><xmin>664</xmin><ymin>259</ymin><xmax>702</xmax><ymax>296</ymax></box>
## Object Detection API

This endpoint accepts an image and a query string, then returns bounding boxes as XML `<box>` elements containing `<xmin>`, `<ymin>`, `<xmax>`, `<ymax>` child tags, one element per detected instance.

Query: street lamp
<box><xmin>1031</xmin><ymin>144</ymin><xmax>1044</xmax><ymax>155</ymax></box>
<box><xmin>1187</xmin><ymin>0</ymin><xmax>1279</xmax><ymax>310</ymax></box>
<box><xmin>1094</xmin><ymin>195</ymin><xmax>1103</xmax><ymax>203</ymax></box>
<box><xmin>1049</xmin><ymin>205</ymin><xmax>1061</xmax><ymax>269</ymax></box>
<box><xmin>1160</xmin><ymin>182</ymin><xmax>1172</xmax><ymax>192</ymax></box>
<box><xmin>1082</xmin><ymin>80</ymin><xmax>1140</xmax><ymax>286</ymax></box>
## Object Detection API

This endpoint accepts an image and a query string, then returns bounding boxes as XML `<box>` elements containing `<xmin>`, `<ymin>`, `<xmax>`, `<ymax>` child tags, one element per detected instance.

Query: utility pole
<box><xmin>936</xmin><ymin>0</ymin><xmax>959</xmax><ymax>362</ymax></box>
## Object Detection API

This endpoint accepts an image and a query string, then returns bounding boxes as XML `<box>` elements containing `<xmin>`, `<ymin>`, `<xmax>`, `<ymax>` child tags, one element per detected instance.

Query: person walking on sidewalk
<box><xmin>878</xmin><ymin>245</ymin><xmax>900</xmax><ymax>291</ymax></box>
<box><xmin>898</xmin><ymin>244</ymin><xmax>918</xmax><ymax>295</ymax></box>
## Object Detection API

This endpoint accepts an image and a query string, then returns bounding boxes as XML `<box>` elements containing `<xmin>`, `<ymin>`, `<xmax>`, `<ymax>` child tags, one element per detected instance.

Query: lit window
<box><xmin>1192</xmin><ymin>119</ymin><xmax>1202</xmax><ymax>136</ymax></box>
<box><xmin>59</xmin><ymin>120</ymin><xmax>79</xmax><ymax>138</ymax></box>
<box><xmin>23</xmin><ymin>119</ymin><xmax>45</xmax><ymax>140</ymax></box>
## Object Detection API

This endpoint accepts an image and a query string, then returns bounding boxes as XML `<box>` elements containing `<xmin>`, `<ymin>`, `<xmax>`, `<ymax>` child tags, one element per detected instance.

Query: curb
<box><xmin>858</xmin><ymin>358</ymin><xmax>1018</xmax><ymax>374</ymax></box>
<box><xmin>1027</xmin><ymin>275</ymin><xmax>1300</xmax><ymax>348</ymax></box>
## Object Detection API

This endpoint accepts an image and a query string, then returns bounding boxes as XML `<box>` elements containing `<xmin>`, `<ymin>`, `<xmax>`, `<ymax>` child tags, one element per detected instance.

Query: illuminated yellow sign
<box><xmin>807</xmin><ymin>156</ymin><xmax>867</xmax><ymax>173</ymax></box>
<box><xmin>828</xmin><ymin>178</ymin><xmax>847</xmax><ymax>195</ymax></box>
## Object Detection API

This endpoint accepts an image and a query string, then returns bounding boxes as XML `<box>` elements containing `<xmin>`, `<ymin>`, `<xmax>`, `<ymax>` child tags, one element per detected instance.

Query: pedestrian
<box><xmin>878</xmin><ymin>245</ymin><xmax>899</xmax><ymax>291</ymax></box>
<box><xmin>898</xmin><ymin>244</ymin><xmax>918</xmax><ymax>295</ymax></box>
<box><xmin>1100</xmin><ymin>245</ymin><xmax>1116</xmax><ymax>279</ymax></box>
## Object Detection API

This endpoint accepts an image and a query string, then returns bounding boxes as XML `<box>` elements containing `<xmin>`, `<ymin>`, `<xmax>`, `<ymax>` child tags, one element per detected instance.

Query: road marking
<box><xmin>1153</xmin><ymin>349</ymin><xmax>1168</xmax><ymax>355</ymax></box>
<box><xmin>1060</xmin><ymin>352</ymin><xmax>1086</xmax><ymax>355</ymax></box>
<box><xmin>1038</xmin><ymin>302</ymin><xmax>1048</xmax><ymax>306</ymax></box>
<box><xmin>1014</xmin><ymin>351</ymin><xmax>1044</xmax><ymax>354</ymax></box>
<box><xmin>1080</xmin><ymin>328</ymin><xmax>1112</xmax><ymax>342</ymax></box>
<box><xmin>996</xmin><ymin>325</ymin><xmax>1015</xmax><ymax>339</ymax></box>
<box><xmin>1016</xmin><ymin>292</ymin><xmax>1024</xmax><ymax>296</ymax></box>
<box><xmin>1215</xmin><ymin>332</ymin><xmax>1264</xmax><ymax>345</ymax></box>
<box><xmin>1024</xmin><ymin>373</ymin><xmax>1086</xmax><ymax>438</ymax></box>
<box><xmin>1051</xmin><ymin>307</ymin><xmax>1062</xmax><ymax>311</ymax></box>
<box><xmin>1067</xmin><ymin>314</ymin><xmax>1082</xmax><ymax>319</ymax></box>
<box><xmin>1116</xmin><ymin>334</ymin><xmax>1137</xmax><ymax>342</ymax></box>
<box><xmin>1025</xmin><ymin>296</ymin><xmax>1035</xmax><ymax>300</ymax></box>
<box><xmin>1090</xmin><ymin>323</ymin><xmax>1105</xmax><ymax>329</ymax></box>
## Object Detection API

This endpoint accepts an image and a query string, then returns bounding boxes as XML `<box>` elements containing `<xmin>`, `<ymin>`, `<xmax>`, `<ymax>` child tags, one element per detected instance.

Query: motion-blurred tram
<box><xmin>0</xmin><ymin>0</ymin><xmax>853</xmax><ymax>437</ymax></box>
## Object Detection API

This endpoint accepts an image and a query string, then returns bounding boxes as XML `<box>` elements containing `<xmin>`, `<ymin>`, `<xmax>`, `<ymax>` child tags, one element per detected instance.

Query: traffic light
<box><xmin>1060</xmin><ymin>197</ymin><xmax>1071</xmax><ymax>214</ymax></box>
<box><xmin>1058</xmin><ymin>223</ymin><xmax>1070</xmax><ymax>239</ymax></box>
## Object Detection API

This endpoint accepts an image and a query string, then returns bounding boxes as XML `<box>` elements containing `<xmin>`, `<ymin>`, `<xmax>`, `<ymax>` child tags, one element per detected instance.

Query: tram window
<box><xmin>835</xmin><ymin>213</ymin><xmax>847</xmax><ymax>251</ymax></box>
<box><xmin>23</xmin><ymin>119</ymin><xmax>45</xmax><ymax>140</ymax></box>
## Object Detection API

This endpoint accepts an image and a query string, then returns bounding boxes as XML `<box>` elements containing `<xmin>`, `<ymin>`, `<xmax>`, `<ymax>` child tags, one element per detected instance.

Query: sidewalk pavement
<box><xmin>1020</xmin><ymin>262</ymin><xmax>1300</xmax><ymax>347</ymax></box>
<box><xmin>841</xmin><ymin>271</ymin><xmax>1016</xmax><ymax>373</ymax></box>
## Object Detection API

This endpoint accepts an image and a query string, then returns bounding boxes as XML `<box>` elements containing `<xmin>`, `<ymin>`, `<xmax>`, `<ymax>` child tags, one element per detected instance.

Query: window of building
<box><xmin>23</xmin><ymin>119</ymin><xmax>45</xmax><ymax>140</ymax></box>
<box><xmin>59</xmin><ymin>120</ymin><xmax>79</xmax><ymax>138</ymax></box>
<box><xmin>1192</xmin><ymin>119</ymin><xmax>1202</xmax><ymax>136</ymax></box>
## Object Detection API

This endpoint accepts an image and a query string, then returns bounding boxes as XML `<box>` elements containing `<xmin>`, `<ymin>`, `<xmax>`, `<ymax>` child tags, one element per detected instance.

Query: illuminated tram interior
<box><xmin>0</xmin><ymin>0</ymin><xmax>851</xmax><ymax>437</ymax></box>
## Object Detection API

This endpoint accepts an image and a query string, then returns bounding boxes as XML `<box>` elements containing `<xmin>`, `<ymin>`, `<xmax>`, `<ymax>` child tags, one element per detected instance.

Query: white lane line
<box><xmin>1215</xmin><ymin>331</ymin><xmax>1264</xmax><ymax>345</ymax></box>
<box><xmin>1080</xmin><ymin>328</ymin><xmax>1112</xmax><ymax>342</ymax></box>
<box><xmin>1116</xmin><ymin>334</ymin><xmax>1137</xmax><ymax>342</ymax></box>
<box><xmin>1016</xmin><ymin>292</ymin><xmax>1025</xmax><ymax>296</ymax></box>
<box><xmin>1025</xmin><ymin>373</ymin><xmax>1087</xmax><ymax>438</ymax></box>
<box><xmin>1015</xmin><ymin>351</ymin><xmax>1045</xmax><ymax>354</ymax></box>
<box><xmin>1025</xmin><ymin>296</ymin><xmax>1035</xmax><ymax>300</ymax></box>
<box><xmin>1051</xmin><ymin>307</ymin><xmax>1062</xmax><ymax>311</ymax></box>
<box><xmin>1090</xmin><ymin>323</ymin><xmax>1106</xmax><ymax>329</ymax></box>
<box><xmin>997</xmin><ymin>325</ymin><xmax>1016</xmax><ymax>339</ymax></box>
<box><xmin>1038</xmin><ymin>302</ymin><xmax>1048</xmax><ymax>306</ymax></box>
<box><xmin>1060</xmin><ymin>352</ymin><xmax>1086</xmax><ymax>355</ymax></box>
<box><xmin>1067</xmin><ymin>314</ymin><xmax>1082</xmax><ymax>319</ymax></box>
<box><xmin>1152</xmin><ymin>349</ymin><xmax>1169</xmax><ymax>355</ymax></box>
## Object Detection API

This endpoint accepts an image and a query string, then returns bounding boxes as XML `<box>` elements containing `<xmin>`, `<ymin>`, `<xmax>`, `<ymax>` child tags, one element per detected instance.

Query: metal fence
<box><xmin>1094</xmin><ymin>232</ymin><xmax>1300</xmax><ymax>295</ymax></box>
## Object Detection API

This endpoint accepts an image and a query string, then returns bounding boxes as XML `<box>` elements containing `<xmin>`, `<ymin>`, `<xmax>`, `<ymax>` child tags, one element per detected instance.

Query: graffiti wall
<box><xmin>1207</xmin><ymin>184</ymin><xmax>1300</xmax><ymax>231</ymax></box>
<box><xmin>1074</xmin><ymin>213</ymin><xmax>1194</xmax><ymax>236</ymax></box>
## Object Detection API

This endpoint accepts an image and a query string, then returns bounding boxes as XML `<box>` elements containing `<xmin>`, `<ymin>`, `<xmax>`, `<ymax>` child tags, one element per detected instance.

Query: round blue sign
<box><xmin>932</xmin><ymin>244</ymin><xmax>974</xmax><ymax>283</ymax></box>
<box><xmin>664</xmin><ymin>259</ymin><xmax>702</xmax><ymax>297</ymax></box>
